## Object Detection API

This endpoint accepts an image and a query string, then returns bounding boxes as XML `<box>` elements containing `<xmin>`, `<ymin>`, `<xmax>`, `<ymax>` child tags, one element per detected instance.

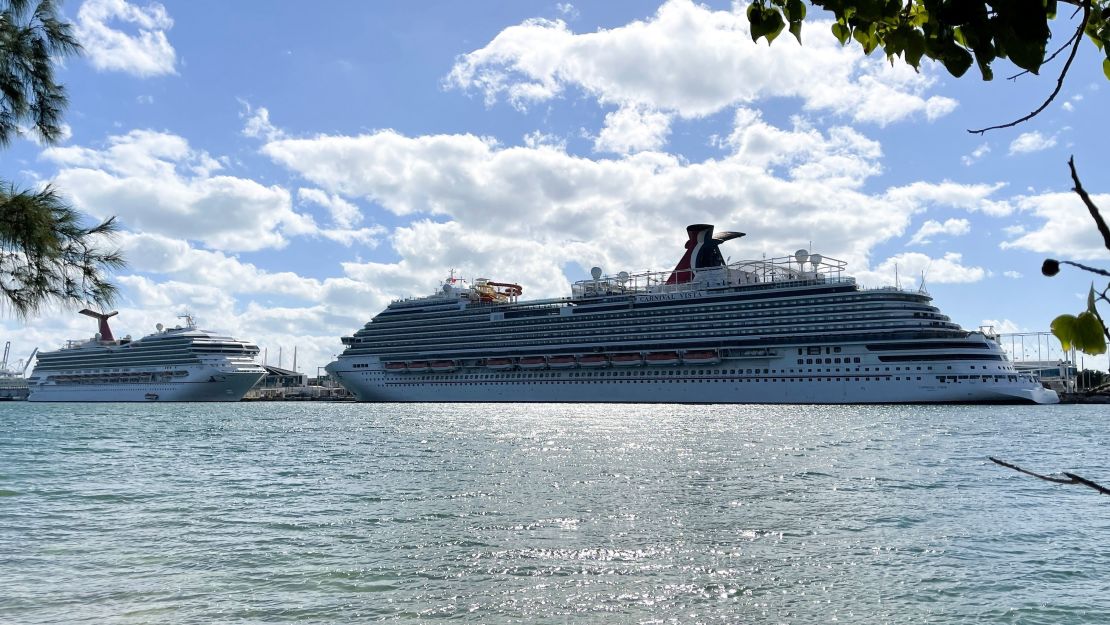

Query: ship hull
<box><xmin>27</xmin><ymin>369</ymin><xmax>264</xmax><ymax>402</ymax></box>
<box><xmin>327</xmin><ymin>358</ymin><xmax>1059</xmax><ymax>405</ymax></box>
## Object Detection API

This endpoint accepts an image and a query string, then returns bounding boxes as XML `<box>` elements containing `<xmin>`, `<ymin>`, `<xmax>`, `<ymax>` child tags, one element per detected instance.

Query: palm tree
<box><xmin>1</xmin><ymin>0</ymin><xmax>123</xmax><ymax>317</ymax></box>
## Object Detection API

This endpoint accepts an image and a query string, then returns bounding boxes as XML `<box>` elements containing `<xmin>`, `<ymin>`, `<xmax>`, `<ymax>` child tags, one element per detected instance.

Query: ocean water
<box><xmin>1</xmin><ymin>402</ymin><xmax>1107</xmax><ymax>624</ymax></box>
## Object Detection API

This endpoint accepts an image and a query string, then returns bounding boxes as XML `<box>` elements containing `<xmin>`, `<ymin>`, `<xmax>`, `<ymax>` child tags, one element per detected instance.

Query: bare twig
<box><xmin>1006</xmin><ymin>35</ymin><xmax>1076</xmax><ymax>81</ymax></box>
<box><xmin>1056</xmin><ymin>259</ymin><xmax>1110</xmax><ymax>278</ymax></box>
<box><xmin>1069</xmin><ymin>156</ymin><xmax>1110</xmax><ymax>251</ymax></box>
<box><xmin>969</xmin><ymin>0</ymin><xmax>1090</xmax><ymax>134</ymax></box>
<box><xmin>989</xmin><ymin>456</ymin><xmax>1110</xmax><ymax>495</ymax></box>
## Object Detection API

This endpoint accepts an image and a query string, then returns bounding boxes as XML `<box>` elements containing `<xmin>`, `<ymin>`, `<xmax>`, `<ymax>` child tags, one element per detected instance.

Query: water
<box><xmin>1</xmin><ymin>402</ymin><xmax>1107</xmax><ymax>624</ymax></box>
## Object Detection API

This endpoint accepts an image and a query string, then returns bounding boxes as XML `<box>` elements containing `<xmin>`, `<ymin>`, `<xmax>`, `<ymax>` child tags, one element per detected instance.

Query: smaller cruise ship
<box><xmin>27</xmin><ymin>310</ymin><xmax>266</xmax><ymax>402</ymax></box>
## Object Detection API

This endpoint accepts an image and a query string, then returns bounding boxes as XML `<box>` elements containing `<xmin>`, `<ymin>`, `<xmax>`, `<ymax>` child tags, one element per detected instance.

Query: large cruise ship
<box><xmin>327</xmin><ymin>225</ymin><xmax>1058</xmax><ymax>404</ymax></box>
<box><xmin>27</xmin><ymin>311</ymin><xmax>266</xmax><ymax>402</ymax></box>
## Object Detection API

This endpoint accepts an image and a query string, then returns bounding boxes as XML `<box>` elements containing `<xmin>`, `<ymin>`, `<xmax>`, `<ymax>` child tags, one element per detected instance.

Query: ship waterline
<box><xmin>327</xmin><ymin>225</ymin><xmax>1058</xmax><ymax>405</ymax></box>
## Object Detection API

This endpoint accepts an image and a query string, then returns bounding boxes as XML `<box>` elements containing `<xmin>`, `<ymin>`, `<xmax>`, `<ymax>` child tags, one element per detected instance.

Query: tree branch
<box><xmin>968</xmin><ymin>0</ymin><xmax>1090</xmax><ymax>134</ymax></box>
<box><xmin>1069</xmin><ymin>156</ymin><xmax>1110</xmax><ymax>251</ymax></box>
<box><xmin>989</xmin><ymin>457</ymin><xmax>1110</xmax><ymax>495</ymax></box>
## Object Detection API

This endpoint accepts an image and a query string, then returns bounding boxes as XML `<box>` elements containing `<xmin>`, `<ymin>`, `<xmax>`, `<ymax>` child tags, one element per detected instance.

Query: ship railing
<box><xmin>571</xmin><ymin>254</ymin><xmax>850</xmax><ymax>297</ymax></box>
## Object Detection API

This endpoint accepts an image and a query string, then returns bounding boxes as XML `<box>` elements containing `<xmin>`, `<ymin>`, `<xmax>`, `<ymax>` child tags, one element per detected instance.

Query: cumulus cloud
<box><xmin>855</xmin><ymin>252</ymin><xmax>988</xmax><ymax>289</ymax></box>
<box><xmin>884</xmin><ymin>180</ymin><xmax>1012</xmax><ymax>216</ymax></box>
<box><xmin>257</xmin><ymin>110</ymin><xmax>1014</xmax><ymax>307</ymax></box>
<box><xmin>961</xmin><ymin>143</ymin><xmax>990</xmax><ymax>166</ymax></box>
<box><xmin>908</xmin><ymin>218</ymin><xmax>971</xmax><ymax>245</ymax></box>
<box><xmin>593</xmin><ymin>106</ymin><xmax>672</xmax><ymax>154</ymax></box>
<box><xmin>1001</xmin><ymin>191</ymin><xmax>1110</xmax><ymax>260</ymax></box>
<box><xmin>75</xmin><ymin>0</ymin><xmax>176</xmax><ymax>77</ymax></box>
<box><xmin>1003</xmin><ymin>270</ymin><xmax>1023</xmax><ymax>279</ymax></box>
<box><xmin>298</xmin><ymin>188</ymin><xmax>362</xmax><ymax>228</ymax></box>
<box><xmin>241</xmin><ymin>104</ymin><xmax>287</xmax><ymax>142</ymax></box>
<box><xmin>982</xmin><ymin>318</ymin><xmax>1021</xmax><ymax>334</ymax></box>
<box><xmin>446</xmin><ymin>0</ymin><xmax>956</xmax><ymax>130</ymax></box>
<box><xmin>39</xmin><ymin>129</ymin><xmax>380</xmax><ymax>251</ymax></box>
<box><xmin>1009</xmin><ymin>131</ymin><xmax>1056</xmax><ymax>155</ymax></box>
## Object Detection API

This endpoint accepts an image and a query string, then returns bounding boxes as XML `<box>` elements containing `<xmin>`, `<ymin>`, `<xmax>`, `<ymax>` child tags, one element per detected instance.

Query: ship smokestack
<box><xmin>665</xmin><ymin>224</ymin><xmax>745</xmax><ymax>285</ymax></box>
<box><xmin>79</xmin><ymin>309</ymin><xmax>119</xmax><ymax>341</ymax></box>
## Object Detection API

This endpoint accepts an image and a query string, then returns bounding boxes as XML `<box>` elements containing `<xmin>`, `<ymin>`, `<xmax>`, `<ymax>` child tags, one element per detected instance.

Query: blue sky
<box><xmin>3</xmin><ymin>0</ymin><xmax>1108</xmax><ymax>373</ymax></box>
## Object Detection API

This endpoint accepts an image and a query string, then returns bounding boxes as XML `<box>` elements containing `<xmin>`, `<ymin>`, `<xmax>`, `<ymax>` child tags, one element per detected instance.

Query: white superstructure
<box><xmin>27</xmin><ymin>311</ymin><xmax>265</xmax><ymax>402</ymax></box>
<box><xmin>327</xmin><ymin>225</ymin><xmax>1058</xmax><ymax>405</ymax></box>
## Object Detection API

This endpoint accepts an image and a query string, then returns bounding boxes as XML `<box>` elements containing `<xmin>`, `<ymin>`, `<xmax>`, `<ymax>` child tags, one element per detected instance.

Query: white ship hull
<box><xmin>28</xmin><ymin>368</ymin><xmax>264</xmax><ymax>402</ymax></box>
<box><xmin>327</xmin><ymin>353</ymin><xmax>1059</xmax><ymax>405</ymax></box>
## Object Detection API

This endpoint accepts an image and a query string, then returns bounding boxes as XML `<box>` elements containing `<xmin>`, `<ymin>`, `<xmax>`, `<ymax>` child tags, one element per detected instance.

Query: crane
<box><xmin>22</xmin><ymin>348</ymin><xmax>38</xmax><ymax>376</ymax></box>
<box><xmin>0</xmin><ymin>341</ymin><xmax>8</xmax><ymax>371</ymax></box>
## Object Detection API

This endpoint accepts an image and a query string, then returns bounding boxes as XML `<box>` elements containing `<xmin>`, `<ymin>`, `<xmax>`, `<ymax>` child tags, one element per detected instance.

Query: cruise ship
<box><xmin>326</xmin><ymin>224</ymin><xmax>1058</xmax><ymax>405</ymax></box>
<box><xmin>27</xmin><ymin>311</ymin><xmax>266</xmax><ymax>402</ymax></box>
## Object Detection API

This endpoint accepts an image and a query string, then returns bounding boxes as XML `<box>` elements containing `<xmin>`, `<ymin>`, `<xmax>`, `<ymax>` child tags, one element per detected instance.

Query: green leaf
<box><xmin>1088</xmin><ymin>284</ymin><xmax>1098</xmax><ymax>313</ymax></box>
<box><xmin>1075</xmin><ymin>311</ymin><xmax>1107</xmax><ymax>355</ymax></box>
<box><xmin>1104</xmin><ymin>57</ymin><xmax>1110</xmax><ymax>81</ymax></box>
<box><xmin>904</xmin><ymin>30</ymin><xmax>926</xmax><ymax>68</ymax></box>
<box><xmin>1051</xmin><ymin>314</ymin><xmax>1078</xmax><ymax>351</ymax></box>
<box><xmin>763</xmin><ymin>9</ymin><xmax>786</xmax><ymax>43</ymax></box>
<box><xmin>831</xmin><ymin>21</ymin><xmax>850</xmax><ymax>45</ymax></box>
<box><xmin>942</xmin><ymin>46</ymin><xmax>973</xmax><ymax>77</ymax></box>
<box><xmin>789</xmin><ymin>20</ymin><xmax>803</xmax><ymax>43</ymax></box>
<box><xmin>747</xmin><ymin>3</ymin><xmax>765</xmax><ymax>43</ymax></box>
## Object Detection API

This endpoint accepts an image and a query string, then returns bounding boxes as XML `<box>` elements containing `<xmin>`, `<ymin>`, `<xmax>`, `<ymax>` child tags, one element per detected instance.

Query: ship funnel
<box><xmin>79</xmin><ymin>309</ymin><xmax>119</xmax><ymax>342</ymax></box>
<box><xmin>665</xmin><ymin>224</ymin><xmax>745</xmax><ymax>285</ymax></box>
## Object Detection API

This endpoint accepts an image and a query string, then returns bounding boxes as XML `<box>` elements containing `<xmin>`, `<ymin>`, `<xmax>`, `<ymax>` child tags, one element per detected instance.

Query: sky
<box><xmin>3</xmin><ymin>0</ymin><xmax>1109</xmax><ymax>375</ymax></box>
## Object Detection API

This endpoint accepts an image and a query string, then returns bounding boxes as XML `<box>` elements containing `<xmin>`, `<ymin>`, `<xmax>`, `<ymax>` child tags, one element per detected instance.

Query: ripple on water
<box><xmin>0</xmin><ymin>402</ymin><xmax>1107</xmax><ymax>624</ymax></box>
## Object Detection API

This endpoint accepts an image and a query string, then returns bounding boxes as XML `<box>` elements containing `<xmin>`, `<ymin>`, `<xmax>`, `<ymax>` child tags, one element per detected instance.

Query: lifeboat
<box><xmin>486</xmin><ymin>357</ymin><xmax>515</xmax><ymax>370</ymax></box>
<box><xmin>611</xmin><ymin>353</ymin><xmax>643</xmax><ymax>367</ymax></box>
<box><xmin>407</xmin><ymin>361</ymin><xmax>430</xmax><ymax>373</ymax></box>
<box><xmin>579</xmin><ymin>354</ymin><xmax>610</xmax><ymax>368</ymax></box>
<box><xmin>682</xmin><ymin>350</ymin><xmax>720</xmax><ymax>365</ymax></box>
<box><xmin>548</xmin><ymin>355</ymin><xmax>577</xmax><ymax>369</ymax></box>
<box><xmin>384</xmin><ymin>362</ymin><xmax>407</xmax><ymax>372</ymax></box>
<box><xmin>430</xmin><ymin>360</ymin><xmax>456</xmax><ymax>372</ymax></box>
<box><xmin>519</xmin><ymin>356</ymin><xmax>547</xmax><ymax>370</ymax></box>
<box><xmin>645</xmin><ymin>352</ymin><xmax>681</xmax><ymax>366</ymax></box>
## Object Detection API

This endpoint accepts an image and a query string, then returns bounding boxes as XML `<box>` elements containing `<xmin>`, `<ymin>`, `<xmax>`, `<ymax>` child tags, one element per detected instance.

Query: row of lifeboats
<box><xmin>383</xmin><ymin>350</ymin><xmax>721</xmax><ymax>373</ymax></box>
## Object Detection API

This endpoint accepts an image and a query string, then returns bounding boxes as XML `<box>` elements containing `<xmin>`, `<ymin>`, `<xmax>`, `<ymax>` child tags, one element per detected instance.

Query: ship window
<box><xmin>854</xmin><ymin>357</ymin><xmax>860</xmax><ymax>363</ymax></box>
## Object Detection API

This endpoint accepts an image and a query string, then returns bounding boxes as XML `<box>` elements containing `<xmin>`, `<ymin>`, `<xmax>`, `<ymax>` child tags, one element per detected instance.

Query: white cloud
<box><xmin>884</xmin><ymin>180</ymin><xmax>1012</xmax><ymax>216</ymax></box>
<box><xmin>522</xmin><ymin>130</ymin><xmax>566</xmax><ymax>150</ymax></box>
<box><xmin>39</xmin><ymin>129</ymin><xmax>380</xmax><ymax>252</ymax></box>
<box><xmin>257</xmin><ymin>112</ymin><xmax>1018</xmax><ymax>309</ymax></box>
<box><xmin>241</xmin><ymin>105</ymin><xmax>287</xmax><ymax>142</ymax></box>
<box><xmin>1003</xmin><ymin>270</ymin><xmax>1023</xmax><ymax>279</ymax></box>
<box><xmin>961</xmin><ymin>142</ymin><xmax>990</xmax><ymax>166</ymax></box>
<box><xmin>75</xmin><ymin>0</ymin><xmax>176</xmax><ymax>77</ymax></box>
<box><xmin>1001</xmin><ymin>191</ymin><xmax>1110</xmax><ymax>260</ymax></box>
<box><xmin>446</xmin><ymin>0</ymin><xmax>956</xmax><ymax>132</ymax></box>
<box><xmin>1009</xmin><ymin>131</ymin><xmax>1056</xmax><ymax>155</ymax></box>
<box><xmin>555</xmin><ymin>3</ymin><xmax>579</xmax><ymax>19</ymax></box>
<box><xmin>982</xmin><ymin>318</ymin><xmax>1021</xmax><ymax>334</ymax></box>
<box><xmin>855</xmin><ymin>252</ymin><xmax>988</xmax><ymax>289</ymax></box>
<box><xmin>908</xmin><ymin>218</ymin><xmax>971</xmax><ymax>245</ymax></box>
<box><xmin>298</xmin><ymin>188</ymin><xmax>362</xmax><ymax>228</ymax></box>
<box><xmin>593</xmin><ymin>106</ymin><xmax>672</xmax><ymax>154</ymax></box>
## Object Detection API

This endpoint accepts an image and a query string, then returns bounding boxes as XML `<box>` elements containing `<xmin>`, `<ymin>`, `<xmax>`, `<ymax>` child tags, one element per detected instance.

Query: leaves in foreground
<box><xmin>0</xmin><ymin>183</ymin><xmax>124</xmax><ymax>318</ymax></box>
